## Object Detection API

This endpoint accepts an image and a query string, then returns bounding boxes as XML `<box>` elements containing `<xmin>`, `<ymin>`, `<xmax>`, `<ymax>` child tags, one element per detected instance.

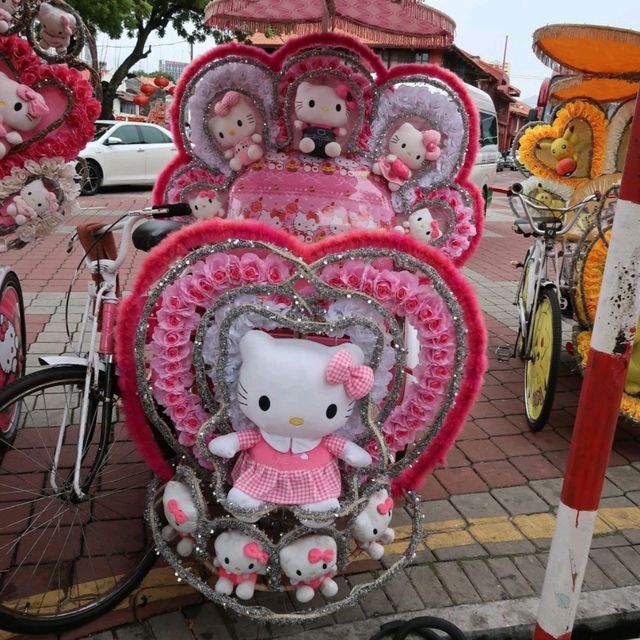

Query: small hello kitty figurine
<box><xmin>0</xmin><ymin>0</ymin><xmax>21</xmax><ymax>34</ymax></box>
<box><xmin>161</xmin><ymin>480</ymin><xmax>198</xmax><ymax>557</ymax></box>
<box><xmin>208</xmin><ymin>330</ymin><xmax>374</xmax><ymax>527</ymax></box>
<box><xmin>401</xmin><ymin>207</ymin><xmax>442</xmax><ymax>243</ymax></box>
<box><xmin>38</xmin><ymin>3</ymin><xmax>77</xmax><ymax>55</ymax></box>
<box><xmin>189</xmin><ymin>190</ymin><xmax>225</xmax><ymax>220</ymax></box>
<box><xmin>0</xmin><ymin>314</ymin><xmax>19</xmax><ymax>387</ymax></box>
<box><xmin>0</xmin><ymin>73</ymin><xmax>49</xmax><ymax>160</ymax></box>
<box><xmin>7</xmin><ymin>180</ymin><xmax>58</xmax><ymax>226</ymax></box>
<box><xmin>213</xmin><ymin>531</ymin><xmax>268</xmax><ymax>600</ymax></box>
<box><xmin>294</xmin><ymin>81</ymin><xmax>354</xmax><ymax>158</ymax></box>
<box><xmin>280</xmin><ymin>535</ymin><xmax>339</xmax><ymax>603</ymax></box>
<box><xmin>353</xmin><ymin>489</ymin><xmax>396</xmax><ymax>560</ymax></box>
<box><xmin>208</xmin><ymin>91</ymin><xmax>263</xmax><ymax>171</ymax></box>
<box><xmin>372</xmin><ymin>122</ymin><xmax>442</xmax><ymax>191</ymax></box>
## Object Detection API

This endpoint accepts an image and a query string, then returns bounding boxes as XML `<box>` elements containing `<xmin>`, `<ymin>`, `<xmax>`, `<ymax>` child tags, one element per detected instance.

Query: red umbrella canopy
<box><xmin>204</xmin><ymin>0</ymin><xmax>455</xmax><ymax>47</ymax></box>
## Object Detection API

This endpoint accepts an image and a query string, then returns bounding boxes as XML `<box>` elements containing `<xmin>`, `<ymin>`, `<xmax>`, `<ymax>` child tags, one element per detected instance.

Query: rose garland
<box><xmin>148</xmin><ymin>252</ymin><xmax>457</xmax><ymax>463</ymax></box>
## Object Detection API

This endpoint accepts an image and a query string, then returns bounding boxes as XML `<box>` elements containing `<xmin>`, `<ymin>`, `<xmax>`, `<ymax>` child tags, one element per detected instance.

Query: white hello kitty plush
<box><xmin>189</xmin><ymin>190</ymin><xmax>225</xmax><ymax>220</ymax></box>
<box><xmin>402</xmin><ymin>207</ymin><xmax>442</xmax><ymax>244</ymax></box>
<box><xmin>38</xmin><ymin>3</ymin><xmax>77</xmax><ymax>54</ymax></box>
<box><xmin>353</xmin><ymin>489</ymin><xmax>396</xmax><ymax>560</ymax></box>
<box><xmin>161</xmin><ymin>480</ymin><xmax>199</xmax><ymax>557</ymax></box>
<box><xmin>0</xmin><ymin>315</ymin><xmax>19</xmax><ymax>386</ymax></box>
<box><xmin>213</xmin><ymin>531</ymin><xmax>269</xmax><ymax>600</ymax></box>
<box><xmin>372</xmin><ymin>122</ymin><xmax>442</xmax><ymax>191</ymax></box>
<box><xmin>294</xmin><ymin>81</ymin><xmax>354</xmax><ymax>158</ymax></box>
<box><xmin>0</xmin><ymin>0</ymin><xmax>21</xmax><ymax>34</ymax></box>
<box><xmin>7</xmin><ymin>179</ymin><xmax>58</xmax><ymax>226</ymax></box>
<box><xmin>280</xmin><ymin>535</ymin><xmax>339</xmax><ymax>603</ymax></box>
<box><xmin>208</xmin><ymin>330</ymin><xmax>374</xmax><ymax>527</ymax></box>
<box><xmin>0</xmin><ymin>73</ymin><xmax>49</xmax><ymax>160</ymax></box>
<box><xmin>208</xmin><ymin>91</ymin><xmax>263</xmax><ymax>171</ymax></box>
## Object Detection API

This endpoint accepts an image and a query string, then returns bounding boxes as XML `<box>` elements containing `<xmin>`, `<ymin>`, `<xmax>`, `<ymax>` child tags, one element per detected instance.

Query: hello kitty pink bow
<box><xmin>198</xmin><ymin>190</ymin><xmax>217</xmax><ymax>199</ymax></box>
<box><xmin>166</xmin><ymin>499</ymin><xmax>187</xmax><ymax>525</ymax></box>
<box><xmin>326</xmin><ymin>349</ymin><xmax>374</xmax><ymax>399</ymax></box>
<box><xmin>16</xmin><ymin>85</ymin><xmax>50</xmax><ymax>118</ymax></box>
<box><xmin>243</xmin><ymin>542</ymin><xmax>269</xmax><ymax>565</ymax></box>
<box><xmin>214</xmin><ymin>90</ymin><xmax>241</xmax><ymax>116</ymax></box>
<box><xmin>377</xmin><ymin>497</ymin><xmax>394</xmax><ymax>515</ymax></box>
<box><xmin>422</xmin><ymin>129</ymin><xmax>441</xmax><ymax>161</ymax></box>
<box><xmin>308</xmin><ymin>547</ymin><xmax>334</xmax><ymax>564</ymax></box>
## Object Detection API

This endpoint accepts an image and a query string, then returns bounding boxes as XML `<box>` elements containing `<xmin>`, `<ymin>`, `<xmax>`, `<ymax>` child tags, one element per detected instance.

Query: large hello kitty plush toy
<box><xmin>38</xmin><ymin>3</ymin><xmax>77</xmax><ymax>55</ymax></box>
<box><xmin>294</xmin><ymin>81</ymin><xmax>354</xmax><ymax>158</ymax></box>
<box><xmin>213</xmin><ymin>530</ymin><xmax>269</xmax><ymax>600</ymax></box>
<box><xmin>0</xmin><ymin>0</ymin><xmax>21</xmax><ymax>34</ymax></box>
<box><xmin>161</xmin><ymin>480</ymin><xmax>199</xmax><ymax>557</ymax></box>
<box><xmin>0</xmin><ymin>314</ymin><xmax>18</xmax><ymax>387</ymax></box>
<box><xmin>7</xmin><ymin>179</ymin><xmax>58</xmax><ymax>226</ymax></box>
<box><xmin>208</xmin><ymin>91</ymin><xmax>263</xmax><ymax>171</ymax></box>
<box><xmin>208</xmin><ymin>330</ymin><xmax>374</xmax><ymax>527</ymax></box>
<box><xmin>189</xmin><ymin>190</ymin><xmax>225</xmax><ymax>220</ymax></box>
<box><xmin>353</xmin><ymin>489</ymin><xmax>396</xmax><ymax>560</ymax></box>
<box><xmin>372</xmin><ymin>122</ymin><xmax>441</xmax><ymax>191</ymax></box>
<box><xmin>280</xmin><ymin>535</ymin><xmax>339</xmax><ymax>603</ymax></box>
<box><xmin>0</xmin><ymin>73</ymin><xmax>49</xmax><ymax>160</ymax></box>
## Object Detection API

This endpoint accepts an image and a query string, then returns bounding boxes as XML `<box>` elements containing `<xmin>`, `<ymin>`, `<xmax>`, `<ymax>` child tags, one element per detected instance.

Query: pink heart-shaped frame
<box><xmin>0</xmin><ymin>36</ymin><xmax>100</xmax><ymax>178</ymax></box>
<box><xmin>116</xmin><ymin>220</ymin><xmax>486</xmax><ymax>493</ymax></box>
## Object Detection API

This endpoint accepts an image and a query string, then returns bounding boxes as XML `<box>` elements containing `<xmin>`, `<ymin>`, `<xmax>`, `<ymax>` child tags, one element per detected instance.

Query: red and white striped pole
<box><xmin>533</xmin><ymin>91</ymin><xmax>640</xmax><ymax>640</ymax></box>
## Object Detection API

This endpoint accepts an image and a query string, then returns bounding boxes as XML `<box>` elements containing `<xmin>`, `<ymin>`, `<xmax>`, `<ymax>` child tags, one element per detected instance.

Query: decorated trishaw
<box><xmin>508</xmin><ymin>24</ymin><xmax>640</xmax><ymax>428</ymax></box>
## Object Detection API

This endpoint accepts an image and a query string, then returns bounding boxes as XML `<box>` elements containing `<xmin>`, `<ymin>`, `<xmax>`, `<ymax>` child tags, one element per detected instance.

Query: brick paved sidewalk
<box><xmin>1</xmin><ymin>175</ymin><xmax>640</xmax><ymax>640</ymax></box>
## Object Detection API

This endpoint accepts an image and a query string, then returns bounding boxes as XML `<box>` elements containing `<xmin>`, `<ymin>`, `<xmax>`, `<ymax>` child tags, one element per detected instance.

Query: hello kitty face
<box><xmin>189</xmin><ymin>190</ymin><xmax>223</xmax><ymax>220</ymax></box>
<box><xmin>208</xmin><ymin>91</ymin><xmax>257</xmax><ymax>150</ymax></box>
<box><xmin>388</xmin><ymin>122</ymin><xmax>430</xmax><ymax>171</ymax></box>
<box><xmin>0</xmin><ymin>319</ymin><xmax>18</xmax><ymax>374</ymax></box>
<box><xmin>0</xmin><ymin>0</ymin><xmax>20</xmax><ymax>17</ymax></box>
<box><xmin>280</xmin><ymin>535</ymin><xmax>337</xmax><ymax>583</ymax></box>
<box><xmin>38</xmin><ymin>3</ymin><xmax>77</xmax><ymax>49</ymax></box>
<box><xmin>162</xmin><ymin>480</ymin><xmax>198</xmax><ymax>535</ymax></box>
<box><xmin>353</xmin><ymin>489</ymin><xmax>393</xmax><ymax>542</ymax></box>
<box><xmin>237</xmin><ymin>330</ymin><xmax>364</xmax><ymax>440</ymax></box>
<box><xmin>0</xmin><ymin>73</ymin><xmax>49</xmax><ymax>133</ymax></box>
<box><xmin>294</xmin><ymin>82</ymin><xmax>350</xmax><ymax>128</ymax></box>
<box><xmin>214</xmin><ymin>531</ymin><xmax>268</xmax><ymax>576</ymax></box>
<box><xmin>293</xmin><ymin>211</ymin><xmax>317</xmax><ymax>233</ymax></box>
<box><xmin>20</xmin><ymin>179</ymin><xmax>57</xmax><ymax>215</ymax></box>
<box><xmin>406</xmin><ymin>207</ymin><xmax>442</xmax><ymax>242</ymax></box>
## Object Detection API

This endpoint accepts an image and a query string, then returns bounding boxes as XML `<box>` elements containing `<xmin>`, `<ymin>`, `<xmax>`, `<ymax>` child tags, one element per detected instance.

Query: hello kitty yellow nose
<box><xmin>289</xmin><ymin>417</ymin><xmax>304</xmax><ymax>427</ymax></box>
<box><xmin>322</xmin><ymin>106</ymin><xmax>328</xmax><ymax>112</ymax></box>
<box><xmin>228</xmin><ymin>129</ymin><xmax>236</xmax><ymax>136</ymax></box>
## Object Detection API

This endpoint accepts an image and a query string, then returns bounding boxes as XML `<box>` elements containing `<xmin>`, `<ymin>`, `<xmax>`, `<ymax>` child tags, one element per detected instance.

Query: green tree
<box><xmin>68</xmin><ymin>0</ymin><xmax>252</xmax><ymax>118</ymax></box>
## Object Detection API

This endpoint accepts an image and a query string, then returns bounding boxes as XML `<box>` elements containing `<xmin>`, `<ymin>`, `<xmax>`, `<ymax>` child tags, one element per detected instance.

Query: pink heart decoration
<box><xmin>116</xmin><ymin>220</ymin><xmax>486</xmax><ymax>494</ymax></box>
<box><xmin>0</xmin><ymin>36</ymin><xmax>100</xmax><ymax>178</ymax></box>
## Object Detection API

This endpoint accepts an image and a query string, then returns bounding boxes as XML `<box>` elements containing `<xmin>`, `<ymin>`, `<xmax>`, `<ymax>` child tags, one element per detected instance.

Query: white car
<box><xmin>78</xmin><ymin>120</ymin><xmax>177</xmax><ymax>195</ymax></box>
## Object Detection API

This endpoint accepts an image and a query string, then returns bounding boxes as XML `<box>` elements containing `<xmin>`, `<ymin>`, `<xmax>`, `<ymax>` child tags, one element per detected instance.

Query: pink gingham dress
<box><xmin>230</xmin><ymin>429</ymin><xmax>346</xmax><ymax>504</ymax></box>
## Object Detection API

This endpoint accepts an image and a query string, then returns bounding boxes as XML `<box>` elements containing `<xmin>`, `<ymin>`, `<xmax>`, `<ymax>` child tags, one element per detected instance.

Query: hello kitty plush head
<box><xmin>280</xmin><ymin>535</ymin><xmax>339</xmax><ymax>603</ymax></box>
<box><xmin>0</xmin><ymin>73</ymin><xmax>49</xmax><ymax>135</ymax></box>
<box><xmin>294</xmin><ymin>82</ymin><xmax>354</xmax><ymax>158</ymax></box>
<box><xmin>388</xmin><ymin>122</ymin><xmax>442</xmax><ymax>171</ymax></box>
<box><xmin>189</xmin><ymin>190</ymin><xmax>225</xmax><ymax>220</ymax></box>
<box><xmin>6</xmin><ymin>179</ymin><xmax>58</xmax><ymax>226</ymax></box>
<box><xmin>0</xmin><ymin>315</ymin><xmax>18</xmax><ymax>375</ymax></box>
<box><xmin>353</xmin><ymin>488</ymin><xmax>396</xmax><ymax>560</ymax></box>
<box><xmin>214</xmin><ymin>530</ymin><xmax>268</xmax><ymax>600</ymax></box>
<box><xmin>237</xmin><ymin>330</ymin><xmax>369</xmax><ymax>440</ymax></box>
<box><xmin>38</xmin><ymin>3</ymin><xmax>77</xmax><ymax>55</ymax></box>
<box><xmin>0</xmin><ymin>0</ymin><xmax>21</xmax><ymax>34</ymax></box>
<box><xmin>404</xmin><ymin>207</ymin><xmax>442</xmax><ymax>243</ymax></box>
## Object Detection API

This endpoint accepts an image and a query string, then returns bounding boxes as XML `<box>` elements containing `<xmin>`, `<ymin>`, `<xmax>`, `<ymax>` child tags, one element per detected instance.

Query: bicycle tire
<box><xmin>524</xmin><ymin>287</ymin><xmax>561</xmax><ymax>432</ymax></box>
<box><xmin>516</xmin><ymin>249</ymin><xmax>532</xmax><ymax>359</ymax></box>
<box><xmin>0</xmin><ymin>270</ymin><xmax>26</xmax><ymax>446</ymax></box>
<box><xmin>0</xmin><ymin>365</ymin><xmax>156</xmax><ymax>634</ymax></box>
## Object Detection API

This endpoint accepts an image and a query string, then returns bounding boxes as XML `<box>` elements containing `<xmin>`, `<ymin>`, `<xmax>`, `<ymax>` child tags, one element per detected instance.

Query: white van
<box><xmin>465</xmin><ymin>83</ymin><xmax>499</xmax><ymax>213</ymax></box>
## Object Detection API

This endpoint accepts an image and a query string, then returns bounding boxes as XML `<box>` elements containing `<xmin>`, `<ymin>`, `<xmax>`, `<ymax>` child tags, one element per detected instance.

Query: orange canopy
<box><xmin>551</xmin><ymin>75</ymin><xmax>639</xmax><ymax>103</ymax></box>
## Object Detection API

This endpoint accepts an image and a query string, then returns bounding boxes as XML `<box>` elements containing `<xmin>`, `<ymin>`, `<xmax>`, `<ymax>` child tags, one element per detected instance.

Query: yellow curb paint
<box><xmin>598</xmin><ymin>506</ymin><xmax>640</xmax><ymax>530</ymax></box>
<box><xmin>594</xmin><ymin>514</ymin><xmax>614</xmax><ymax>534</ymax></box>
<box><xmin>469</xmin><ymin>520</ymin><xmax>523</xmax><ymax>544</ymax></box>
<box><xmin>512</xmin><ymin>513</ymin><xmax>557</xmax><ymax>539</ymax></box>
<box><xmin>426</xmin><ymin>529</ymin><xmax>475</xmax><ymax>549</ymax></box>
<box><xmin>114</xmin><ymin>566</ymin><xmax>195</xmax><ymax>611</ymax></box>
<box><xmin>423</xmin><ymin>518</ymin><xmax>467</xmax><ymax>533</ymax></box>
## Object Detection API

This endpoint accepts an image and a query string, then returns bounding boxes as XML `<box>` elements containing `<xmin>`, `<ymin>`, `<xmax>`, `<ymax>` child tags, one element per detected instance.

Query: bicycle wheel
<box><xmin>0</xmin><ymin>365</ymin><xmax>156</xmax><ymax>634</ymax></box>
<box><xmin>524</xmin><ymin>287</ymin><xmax>561</xmax><ymax>432</ymax></box>
<box><xmin>0</xmin><ymin>270</ymin><xmax>27</xmax><ymax>446</ymax></box>
<box><xmin>516</xmin><ymin>249</ymin><xmax>532</xmax><ymax>359</ymax></box>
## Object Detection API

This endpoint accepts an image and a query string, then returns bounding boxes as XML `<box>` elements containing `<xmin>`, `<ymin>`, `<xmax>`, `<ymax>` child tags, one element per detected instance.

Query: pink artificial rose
<box><xmin>181</xmin><ymin>278</ymin><xmax>208</xmax><ymax>306</ymax></box>
<box><xmin>457</xmin><ymin>222</ymin><xmax>473</xmax><ymax>235</ymax></box>
<box><xmin>408</xmin><ymin>401</ymin><xmax>429</xmax><ymax>420</ymax></box>
<box><xmin>417</xmin><ymin>388</ymin><xmax>438</xmax><ymax>405</ymax></box>
<box><xmin>321</xmin><ymin>264</ymin><xmax>344</xmax><ymax>288</ymax></box>
<box><xmin>157</xmin><ymin>307</ymin><xmax>199</xmax><ymax>332</ymax></box>
<box><xmin>431</xmin><ymin>332</ymin><xmax>454</xmax><ymax>347</ymax></box>
<box><xmin>205</xmin><ymin>254</ymin><xmax>231</xmax><ymax>289</ymax></box>
<box><xmin>427</xmin><ymin>348</ymin><xmax>454</xmax><ymax>366</ymax></box>
<box><xmin>401</xmin><ymin>292</ymin><xmax>425</xmax><ymax>316</ymax></box>
<box><xmin>178</xmin><ymin>431</ymin><xmax>197</xmax><ymax>447</ymax></box>
<box><xmin>240</xmin><ymin>253</ymin><xmax>265</xmax><ymax>284</ymax></box>
<box><xmin>156</xmin><ymin>389</ymin><xmax>185</xmax><ymax>407</ymax></box>
<box><xmin>181</xmin><ymin>410</ymin><xmax>205</xmax><ymax>434</ymax></box>
<box><xmin>372</xmin><ymin>271</ymin><xmax>398</xmax><ymax>301</ymax></box>
<box><xmin>154</xmin><ymin>370</ymin><xmax>195</xmax><ymax>393</ymax></box>
<box><xmin>227</xmin><ymin>255</ymin><xmax>242</xmax><ymax>284</ymax></box>
<box><xmin>341</xmin><ymin>260</ymin><xmax>369</xmax><ymax>290</ymax></box>
<box><xmin>152</xmin><ymin>326</ymin><xmax>191</xmax><ymax>348</ymax></box>
<box><xmin>264</xmin><ymin>254</ymin><xmax>292</xmax><ymax>285</ymax></box>
<box><xmin>165</xmin><ymin>394</ymin><xmax>202</xmax><ymax>421</ymax></box>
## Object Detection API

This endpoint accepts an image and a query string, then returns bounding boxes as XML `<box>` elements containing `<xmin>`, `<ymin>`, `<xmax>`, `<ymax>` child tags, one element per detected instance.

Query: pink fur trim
<box><xmin>151</xmin><ymin>153</ymin><xmax>192</xmax><ymax>205</ymax></box>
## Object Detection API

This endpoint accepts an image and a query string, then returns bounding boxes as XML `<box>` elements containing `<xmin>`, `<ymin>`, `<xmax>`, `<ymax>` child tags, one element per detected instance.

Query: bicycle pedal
<box><xmin>495</xmin><ymin>345</ymin><xmax>514</xmax><ymax>362</ymax></box>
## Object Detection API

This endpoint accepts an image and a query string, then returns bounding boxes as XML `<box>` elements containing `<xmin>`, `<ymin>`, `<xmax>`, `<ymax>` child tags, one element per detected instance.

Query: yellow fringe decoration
<box><xmin>518</xmin><ymin>100</ymin><xmax>608</xmax><ymax>186</ymax></box>
<box><xmin>574</xmin><ymin>229</ymin><xmax>610</xmax><ymax>328</ymax></box>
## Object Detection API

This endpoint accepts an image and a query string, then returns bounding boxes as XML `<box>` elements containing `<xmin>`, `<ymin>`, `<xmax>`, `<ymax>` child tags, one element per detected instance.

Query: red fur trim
<box><xmin>385</xmin><ymin>63</ymin><xmax>480</xmax><ymax>182</ymax></box>
<box><xmin>152</xmin><ymin>153</ymin><xmax>190</xmax><ymax>205</ymax></box>
<box><xmin>456</xmin><ymin>177</ymin><xmax>485</xmax><ymax>266</ymax></box>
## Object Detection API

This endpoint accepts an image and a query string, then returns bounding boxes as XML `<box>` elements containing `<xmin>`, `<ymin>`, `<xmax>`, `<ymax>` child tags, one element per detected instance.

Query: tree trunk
<box><xmin>100</xmin><ymin>83</ymin><xmax>117</xmax><ymax>119</ymax></box>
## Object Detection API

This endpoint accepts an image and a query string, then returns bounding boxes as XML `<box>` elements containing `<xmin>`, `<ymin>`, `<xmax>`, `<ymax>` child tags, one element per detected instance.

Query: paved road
<box><xmin>2</xmin><ymin>173</ymin><xmax>640</xmax><ymax>640</ymax></box>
